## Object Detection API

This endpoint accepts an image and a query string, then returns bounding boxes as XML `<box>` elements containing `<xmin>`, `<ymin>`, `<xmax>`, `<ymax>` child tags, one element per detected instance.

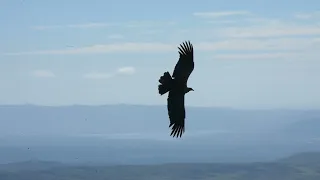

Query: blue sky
<box><xmin>0</xmin><ymin>0</ymin><xmax>320</xmax><ymax>109</ymax></box>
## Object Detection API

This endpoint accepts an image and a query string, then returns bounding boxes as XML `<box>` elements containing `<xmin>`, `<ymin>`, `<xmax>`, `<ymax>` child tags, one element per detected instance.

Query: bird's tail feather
<box><xmin>158</xmin><ymin>71</ymin><xmax>172</xmax><ymax>95</ymax></box>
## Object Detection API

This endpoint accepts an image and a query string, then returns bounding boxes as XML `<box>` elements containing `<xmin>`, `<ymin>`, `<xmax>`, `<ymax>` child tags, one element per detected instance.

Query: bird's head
<box><xmin>186</xmin><ymin>87</ymin><xmax>194</xmax><ymax>93</ymax></box>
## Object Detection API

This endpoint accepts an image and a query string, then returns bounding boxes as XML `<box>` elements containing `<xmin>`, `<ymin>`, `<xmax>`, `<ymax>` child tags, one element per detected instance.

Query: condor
<box><xmin>158</xmin><ymin>41</ymin><xmax>195</xmax><ymax>138</ymax></box>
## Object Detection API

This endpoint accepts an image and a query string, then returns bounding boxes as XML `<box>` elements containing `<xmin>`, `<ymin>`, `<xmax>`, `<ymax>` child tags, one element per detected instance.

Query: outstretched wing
<box><xmin>167</xmin><ymin>90</ymin><xmax>185</xmax><ymax>138</ymax></box>
<box><xmin>172</xmin><ymin>41</ymin><xmax>194</xmax><ymax>83</ymax></box>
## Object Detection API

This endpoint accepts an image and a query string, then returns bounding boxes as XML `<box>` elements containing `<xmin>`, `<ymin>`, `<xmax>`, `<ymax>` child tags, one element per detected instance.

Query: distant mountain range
<box><xmin>0</xmin><ymin>104</ymin><xmax>320</xmax><ymax>164</ymax></box>
<box><xmin>0</xmin><ymin>104</ymin><xmax>319</xmax><ymax>136</ymax></box>
<box><xmin>0</xmin><ymin>152</ymin><xmax>320</xmax><ymax>180</ymax></box>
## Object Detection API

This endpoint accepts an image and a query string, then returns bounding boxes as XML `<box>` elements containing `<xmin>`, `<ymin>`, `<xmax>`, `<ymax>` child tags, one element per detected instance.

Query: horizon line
<box><xmin>0</xmin><ymin>103</ymin><xmax>318</xmax><ymax>111</ymax></box>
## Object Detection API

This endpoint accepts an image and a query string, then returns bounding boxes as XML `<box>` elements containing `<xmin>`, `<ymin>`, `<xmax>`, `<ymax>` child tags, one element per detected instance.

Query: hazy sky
<box><xmin>0</xmin><ymin>0</ymin><xmax>319</xmax><ymax>109</ymax></box>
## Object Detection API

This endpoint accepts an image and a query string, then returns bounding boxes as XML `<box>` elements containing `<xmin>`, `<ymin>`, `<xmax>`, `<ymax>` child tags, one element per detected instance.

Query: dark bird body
<box><xmin>158</xmin><ymin>41</ymin><xmax>194</xmax><ymax>138</ymax></box>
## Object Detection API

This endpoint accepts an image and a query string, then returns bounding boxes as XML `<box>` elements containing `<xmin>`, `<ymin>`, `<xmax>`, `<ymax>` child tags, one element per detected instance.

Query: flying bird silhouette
<box><xmin>158</xmin><ymin>41</ymin><xmax>194</xmax><ymax>138</ymax></box>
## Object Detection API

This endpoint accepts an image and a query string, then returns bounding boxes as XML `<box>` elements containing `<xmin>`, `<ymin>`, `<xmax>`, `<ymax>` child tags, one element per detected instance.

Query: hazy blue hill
<box><xmin>1</xmin><ymin>104</ymin><xmax>320</xmax><ymax>164</ymax></box>
<box><xmin>284</xmin><ymin>118</ymin><xmax>320</xmax><ymax>137</ymax></box>
<box><xmin>278</xmin><ymin>152</ymin><xmax>320</xmax><ymax>166</ymax></box>
<box><xmin>0</xmin><ymin>104</ymin><xmax>316</xmax><ymax>136</ymax></box>
<box><xmin>0</xmin><ymin>160</ymin><xmax>66</xmax><ymax>172</ymax></box>
<box><xmin>0</xmin><ymin>152</ymin><xmax>320</xmax><ymax>180</ymax></box>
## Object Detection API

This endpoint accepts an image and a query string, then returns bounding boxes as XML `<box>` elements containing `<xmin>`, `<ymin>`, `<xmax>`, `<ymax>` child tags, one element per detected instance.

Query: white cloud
<box><xmin>200</xmin><ymin>38</ymin><xmax>319</xmax><ymax>51</ymax></box>
<box><xmin>294</xmin><ymin>11</ymin><xmax>320</xmax><ymax>19</ymax></box>
<box><xmin>32</xmin><ymin>70</ymin><xmax>55</xmax><ymax>78</ymax></box>
<box><xmin>32</xmin><ymin>25</ymin><xmax>64</xmax><ymax>30</ymax></box>
<box><xmin>244</xmin><ymin>17</ymin><xmax>281</xmax><ymax>24</ymax></box>
<box><xmin>314</xmin><ymin>38</ymin><xmax>320</xmax><ymax>42</ymax></box>
<box><xmin>66</xmin><ymin>23</ymin><xmax>110</xmax><ymax>28</ymax></box>
<box><xmin>193</xmin><ymin>11</ymin><xmax>251</xmax><ymax>18</ymax></box>
<box><xmin>83</xmin><ymin>67</ymin><xmax>136</xmax><ymax>80</ymax></box>
<box><xmin>31</xmin><ymin>21</ymin><xmax>175</xmax><ymax>30</ymax></box>
<box><xmin>206</xmin><ymin>20</ymin><xmax>237</xmax><ymax>24</ymax></box>
<box><xmin>3</xmin><ymin>43</ymin><xmax>175</xmax><ymax>55</ymax></box>
<box><xmin>7</xmin><ymin>11</ymin><xmax>319</xmax><ymax>58</ymax></box>
<box><xmin>294</xmin><ymin>14</ymin><xmax>313</xmax><ymax>20</ymax></box>
<box><xmin>220</xmin><ymin>25</ymin><xmax>320</xmax><ymax>38</ymax></box>
<box><xmin>3</xmin><ymin>36</ymin><xmax>320</xmax><ymax>56</ymax></box>
<box><xmin>140</xmin><ymin>30</ymin><xmax>165</xmax><ymax>35</ymax></box>
<box><xmin>32</xmin><ymin>23</ymin><xmax>110</xmax><ymax>30</ymax></box>
<box><xmin>176</xmin><ymin>17</ymin><xmax>320</xmax><ymax>39</ymax></box>
<box><xmin>191</xmin><ymin>10</ymin><xmax>320</xmax><ymax>39</ymax></box>
<box><xmin>212</xmin><ymin>52</ymin><xmax>298</xmax><ymax>60</ymax></box>
<box><xmin>108</xmin><ymin>34</ymin><xmax>124</xmax><ymax>39</ymax></box>
<box><xmin>123</xmin><ymin>20</ymin><xmax>176</xmax><ymax>27</ymax></box>
<box><xmin>117</xmin><ymin>67</ymin><xmax>136</xmax><ymax>75</ymax></box>
<box><xmin>83</xmin><ymin>72</ymin><xmax>113</xmax><ymax>79</ymax></box>
<box><xmin>3</xmin><ymin>38</ymin><xmax>320</xmax><ymax>56</ymax></box>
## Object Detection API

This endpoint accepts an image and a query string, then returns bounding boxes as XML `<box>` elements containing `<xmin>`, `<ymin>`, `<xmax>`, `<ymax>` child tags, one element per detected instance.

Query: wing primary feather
<box><xmin>187</xmin><ymin>41</ymin><xmax>192</xmax><ymax>52</ymax></box>
<box><xmin>185</xmin><ymin>41</ymin><xmax>190</xmax><ymax>53</ymax></box>
<box><xmin>181</xmin><ymin>42</ymin><xmax>187</xmax><ymax>54</ymax></box>
<box><xmin>177</xmin><ymin>41</ymin><xmax>193</xmax><ymax>56</ymax></box>
<box><xmin>170</xmin><ymin>124</ymin><xmax>184</xmax><ymax>138</ymax></box>
<box><xmin>178</xmin><ymin>46</ymin><xmax>184</xmax><ymax>56</ymax></box>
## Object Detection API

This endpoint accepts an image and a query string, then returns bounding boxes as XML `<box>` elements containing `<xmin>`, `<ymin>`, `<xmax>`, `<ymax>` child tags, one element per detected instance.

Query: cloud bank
<box><xmin>2</xmin><ymin>10</ymin><xmax>319</xmax><ymax>62</ymax></box>
<box><xmin>83</xmin><ymin>67</ymin><xmax>136</xmax><ymax>80</ymax></box>
<box><xmin>31</xmin><ymin>70</ymin><xmax>56</xmax><ymax>78</ymax></box>
<box><xmin>83</xmin><ymin>72</ymin><xmax>113</xmax><ymax>79</ymax></box>
<box><xmin>117</xmin><ymin>67</ymin><xmax>136</xmax><ymax>75</ymax></box>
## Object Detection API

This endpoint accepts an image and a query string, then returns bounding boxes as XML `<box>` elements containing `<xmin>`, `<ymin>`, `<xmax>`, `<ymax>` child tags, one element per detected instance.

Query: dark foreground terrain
<box><xmin>0</xmin><ymin>152</ymin><xmax>320</xmax><ymax>180</ymax></box>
